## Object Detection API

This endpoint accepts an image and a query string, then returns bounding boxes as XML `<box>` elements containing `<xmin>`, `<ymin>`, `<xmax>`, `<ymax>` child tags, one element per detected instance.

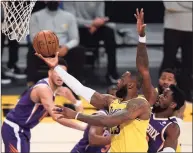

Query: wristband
<box><xmin>74</xmin><ymin>100</ymin><xmax>82</xmax><ymax>107</ymax></box>
<box><xmin>139</xmin><ymin>35</ymin><xmax>146</xmax><ymax>43</ymax></box>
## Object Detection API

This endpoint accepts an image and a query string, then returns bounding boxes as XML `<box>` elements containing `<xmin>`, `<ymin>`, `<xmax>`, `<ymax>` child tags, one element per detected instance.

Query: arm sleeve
<box><xmin>54</xmin><ymin>66</ymin><xmax>96</xmax><ymax>102</ymax></box>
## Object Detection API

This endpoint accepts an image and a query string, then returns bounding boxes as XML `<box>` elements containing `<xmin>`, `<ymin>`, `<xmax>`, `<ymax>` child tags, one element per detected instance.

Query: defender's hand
<box><xmin>35</xmin><ymin>52</ymin><xmax>59</xmax><ymax>69</ymax></box>
<box><xmin>134</xmin><ymin>8</ymin><xmax>146</xmax><ymax>37</ymax></box>
<box><xmin>52</xmin><ymin>105</ymin><xmax>77</xmax><ymax>120</ymax></box>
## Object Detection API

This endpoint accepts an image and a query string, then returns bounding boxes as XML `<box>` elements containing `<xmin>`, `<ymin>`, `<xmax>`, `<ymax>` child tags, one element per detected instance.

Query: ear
<box><xmin>127</xmin><ymin>82</ymin><xmax>134</xmax><ymax>89</ymax></box>
<box><xmin>170</xmin><ymin>102</ymin><xmax>177</xmax><ymax>109</ymax></box>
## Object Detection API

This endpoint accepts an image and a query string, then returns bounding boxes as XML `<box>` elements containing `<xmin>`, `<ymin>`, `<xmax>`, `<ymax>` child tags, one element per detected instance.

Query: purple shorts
<box><xmin>1</xmin><ymin>119</ymin><xmax>31</xmax><ymax>153</ymax></box>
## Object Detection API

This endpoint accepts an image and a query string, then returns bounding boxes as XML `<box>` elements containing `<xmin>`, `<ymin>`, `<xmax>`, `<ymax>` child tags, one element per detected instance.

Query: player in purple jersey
<box><xmin>71</xmin><ymin>109</ymin><xmax>111</xmax><ymax>153</ymax></box>
<box><xmin>147</xmin><ymin>85</ymin><xmax>185</xmax><ymax>153</ymax></box>
<box><xmin>71</xmin><ymin>86</ymin><xmax>114</xmax><ymax>153</ymax></box>
<box><xmin>134</xmin><ymin>9</ymin><xmax>185</xmax><ymax>152</ymax></box>
<box><xmin>1</xmin><ymin>58</ymin><xmax>86</xmax><ymax>153</ymax></box>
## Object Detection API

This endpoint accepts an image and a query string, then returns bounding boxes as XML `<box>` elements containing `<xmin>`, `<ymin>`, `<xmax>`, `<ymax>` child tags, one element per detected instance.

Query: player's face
<box><xmin>116</xmin><ymin>71</ymin><xmax>137</xmax><ymax>98</ymax></box>
<box><xmin>50</xmin><ymin>65</ymin><xmax>67</xmax><ymax>87</ymax></box>
<box><xmin>117</xmin><ymin>71</ymin><xmax>132</xmax><ymax>89</ymax></box>
<box><xmin>159</xmin><ymin>72</ymin><xmax>176</xmax><ymax>90</ymax></box>
<box><xmin>154</xmin><ymin>88</ymin><xmax>176</xmax><ymax>111</ymax></box>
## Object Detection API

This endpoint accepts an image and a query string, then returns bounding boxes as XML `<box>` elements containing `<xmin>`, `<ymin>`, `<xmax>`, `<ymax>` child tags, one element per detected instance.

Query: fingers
<box><xmin>55</xmin><ymin>51</ymin><xmax>59</xmax><ymax>58</ymax></box>
<box><xmin>136</xmin><ymin>8</ymin><xmax>139</xmax><ymax>16</ymax></box>
<box><xmin>142</xmin><ymin>24</ymin><xmax>147</xmax><ymax>28</ymax></box>
<box><xmin>134</xmin><ymin>14</ymin><xmax>137</xmax><ymax>19</ymax></box>
<box><xmin>35</xmin><ymin>52</ymin><xmax>45</xmax><ymax>60</ymax></box>
<box><xmin>52</xmin><ymin>107</ymin><xmax>63</xmax><ymax>112</ymax></box>
<box><xmin>135</xmin><ymin>8</ymin><xmax>144</xmax><ymax>18</ymax></box>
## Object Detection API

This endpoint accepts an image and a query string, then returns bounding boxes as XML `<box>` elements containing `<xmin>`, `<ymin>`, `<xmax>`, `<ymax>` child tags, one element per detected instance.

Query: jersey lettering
<box><xmin>147</xmin><ymin>123</ymin><xmax>160</xmax><ymax>141</ymax></box>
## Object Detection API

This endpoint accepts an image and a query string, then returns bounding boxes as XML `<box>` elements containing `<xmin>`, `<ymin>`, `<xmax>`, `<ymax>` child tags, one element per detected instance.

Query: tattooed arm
<box><xmin>73</xmin><ymin>98</ymin><xmax>150</xmax><ymax>127</ymax></box>
<box><xmin>135</xmin><ymin>9</ymin><xmax>158</xmax><ymax>105</ymax></box>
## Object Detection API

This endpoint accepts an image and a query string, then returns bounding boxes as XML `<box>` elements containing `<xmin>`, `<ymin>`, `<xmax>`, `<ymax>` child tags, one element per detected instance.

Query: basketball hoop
<box><xmin>1</xmin><ymin>0</ymin><xmax>37</xmax><ymax>42</ymax></box>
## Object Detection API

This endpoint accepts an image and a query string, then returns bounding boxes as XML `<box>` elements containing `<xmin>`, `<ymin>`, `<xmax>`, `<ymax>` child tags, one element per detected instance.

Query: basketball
<box><xmin>33</xmin><ymin>30</ymin><xmax>59</xmax><ymax>57</ymax></box>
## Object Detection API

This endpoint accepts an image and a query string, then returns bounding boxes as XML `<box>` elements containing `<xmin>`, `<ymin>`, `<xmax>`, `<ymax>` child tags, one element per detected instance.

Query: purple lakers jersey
<box><xmin>71</xmin><ymin>109</ymin><xmax>110</xmax><ymax>153</ymax></box>
<box><xmin>147</xmin><ymin>113</ymin><xmax>179</xmax><ymax>153</ymax></box>
<box><xmin>6</xmin><ymin>78</ymin><xmax>55</xmax><ymax>129</ymax></box>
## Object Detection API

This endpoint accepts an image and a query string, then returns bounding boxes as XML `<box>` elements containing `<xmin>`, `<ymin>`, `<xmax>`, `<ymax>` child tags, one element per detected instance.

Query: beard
<box><xmin>116</xmin><ymin>85</ymin><xmax>128</xmax><ymax>98</ymax></box>
<box><xmin>152</xmin><ymin>102</ymin><xmax>167</xmax><ymax>113</ymax></box>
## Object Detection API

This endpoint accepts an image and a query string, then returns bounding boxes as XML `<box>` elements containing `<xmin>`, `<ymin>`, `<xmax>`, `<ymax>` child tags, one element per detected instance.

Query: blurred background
<box><xmin>1</xmin><ymin>1</ymin><xmax>193</xmax><ymax>152</ymax></box>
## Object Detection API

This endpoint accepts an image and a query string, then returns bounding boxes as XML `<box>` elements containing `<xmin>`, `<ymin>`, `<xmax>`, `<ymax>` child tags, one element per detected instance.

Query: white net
<box><xmin>1</xmin><ymin>0</ymin><xmax>37</xmax><ymax>42</ymax></box>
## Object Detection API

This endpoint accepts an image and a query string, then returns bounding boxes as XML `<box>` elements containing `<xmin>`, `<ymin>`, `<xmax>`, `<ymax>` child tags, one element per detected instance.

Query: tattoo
<box><xmin>136</xmin><ymin>42</ymin><xmax>149</xmax><ymax>72</ymax></box>
<box><xmin>125</xmin><ymin>98</ymin><xmax>149</xmax><ymax>119</ymax></box>
<box><xmin>77</xmin><ymin>98</ymin><xmax>149</xmax><ymax>128</ymax></box>
<box><xmin>90</xmin><ymin>93</ymin><xmax>116</xmax><ymax>109</ymax></box>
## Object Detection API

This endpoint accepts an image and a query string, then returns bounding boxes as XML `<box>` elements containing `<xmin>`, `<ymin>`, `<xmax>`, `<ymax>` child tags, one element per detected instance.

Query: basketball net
<box><xmin>1</xmin><ymin>0</ymin><xmax>37</xmax><ymax>42</ymax></box>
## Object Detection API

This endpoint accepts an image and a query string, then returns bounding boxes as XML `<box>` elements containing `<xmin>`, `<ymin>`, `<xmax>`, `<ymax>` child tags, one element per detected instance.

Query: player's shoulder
<box><xmin>32</xmin><ymin>79</ymin><xmax>51</xmax><ymax>93</ymax></box>
<box><xmin>135</xmin><ymin>95</ymin><xmax>149</xmax><ymax>105</ymax></box>
<box><xmin>166</xmin><ymin>121</ymin><xmax>180</xmax><ymax>136</ymax></box>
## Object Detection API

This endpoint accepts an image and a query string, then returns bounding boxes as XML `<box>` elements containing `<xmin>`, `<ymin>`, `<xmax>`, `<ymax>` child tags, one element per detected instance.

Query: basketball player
<box><xmin>36</xmin><ymin>49</ymin><xmax>151</xmax><ymax>152</ymax></box>
<box><xmin>71</xmin><ymin>109</ymin><xmax>111</xmax><ymax>153</ymax></box>
<box><xmin>134</xmin><ymin>9</ymin><xmax>185</xmax><ymax>152</ymax></box>
<box><xmin>1</xmin><ymin>58</ymin><xmax>86</xmax><ymax>153</ymax></box>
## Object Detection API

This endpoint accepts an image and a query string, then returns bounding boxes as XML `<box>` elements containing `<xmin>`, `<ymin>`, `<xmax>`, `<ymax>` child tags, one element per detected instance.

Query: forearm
<box><xmin>54</xmin><ymin>66</ymin><xmax>95</xmax><ymax>102</ymax></box>
<box><xmin>89</xmin><ymin>135</ymin><xmax>111</xmax><ymax>146</ymax></box>
<box><xmin>57</xmin><ymin>118</ymin><xmax>86</xmax><ymax>131</ymax></box>
<box><xmin>136</xmin><ymin>38</ymin><xmax>149</xmax><ymax>74</ymax></box>
<box><xmin>77</xmin><ymin>112</ymin><xmax>125</xmax><ymax>127</ymax></box>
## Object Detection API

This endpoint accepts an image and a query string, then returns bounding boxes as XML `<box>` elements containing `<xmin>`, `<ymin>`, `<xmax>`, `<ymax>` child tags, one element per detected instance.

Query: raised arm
<box><xmin>35</xmin><ymin>52</ymin><xmax>115</xmax><ymax>109</ymax></box>
<box><xmin>159</xmin><ymin>123</ymin><xmax>180</xmax><ymax>152</ymax></box>
<box><xmin>135</xmin><ymin>8</ymin><xmax>158</xmax><ymax>105</ymax></box>
<box><xmin>33</xmin><ymin>86</ymin><xmax>86</xmax><ymax>131</ymax></box>
<box><xmin>54</xmin><ymin>98</ymin><xmax>150</xmax><ymax>127</ymax></box>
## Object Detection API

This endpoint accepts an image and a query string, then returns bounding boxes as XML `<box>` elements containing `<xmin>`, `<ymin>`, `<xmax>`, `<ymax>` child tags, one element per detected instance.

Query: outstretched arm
<box><xmin>54</xmin><ymin>98</ymin><xmax>150</xmax><ymax>127</ymax></box>
<box><xmin>135</xmin><ymin>9</ymin><xmax>157</xmax><ymax>105</ymax></box>
<box><xmin>35</xmin><ymin>52</ymin><xmax>115</xmax><ymax>109</ymax></box>
<box><xmin>34</xmin><ymin>86</ymin><xmax>86</xmax><ymax>131</ymax></box>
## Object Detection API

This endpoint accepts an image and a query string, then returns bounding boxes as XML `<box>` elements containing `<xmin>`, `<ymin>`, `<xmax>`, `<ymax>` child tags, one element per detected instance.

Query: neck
<box><xmin>155</xmin><ymin>110</ymin><xmax>174</xmax><ymax>118</ymax></box>
<box><xmin>48</xmin><ymin>78</ymin><xmax>58</xmax><ymax>94</ymax></box>
<box><xmin>123</xmin><ymin>91</ymin><xmax>138</xmax><ymax>101</ymax></box>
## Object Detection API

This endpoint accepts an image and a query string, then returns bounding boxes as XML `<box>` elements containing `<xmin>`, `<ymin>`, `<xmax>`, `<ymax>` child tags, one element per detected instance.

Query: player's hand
<box><xmin>35</xmin><ymin>51</ymin><xmax>59</xmax><ymax>68</ymax></box>
<box><xmin>134</xmin><ymin>8</ymin><xmax>146</xmax><ymax>37</ymax></box>
<box><xmin>52</xmin><ymin>105</ymin><xmax>77</xmax><ymax>119</ymax></box>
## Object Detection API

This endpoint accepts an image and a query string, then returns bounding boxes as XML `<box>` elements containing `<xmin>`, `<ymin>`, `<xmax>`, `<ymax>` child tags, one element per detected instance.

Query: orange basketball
<box><xmin>33</xmin><ymin>30</ymin><xmax>59</xmax><ymax>57</ymax></box>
